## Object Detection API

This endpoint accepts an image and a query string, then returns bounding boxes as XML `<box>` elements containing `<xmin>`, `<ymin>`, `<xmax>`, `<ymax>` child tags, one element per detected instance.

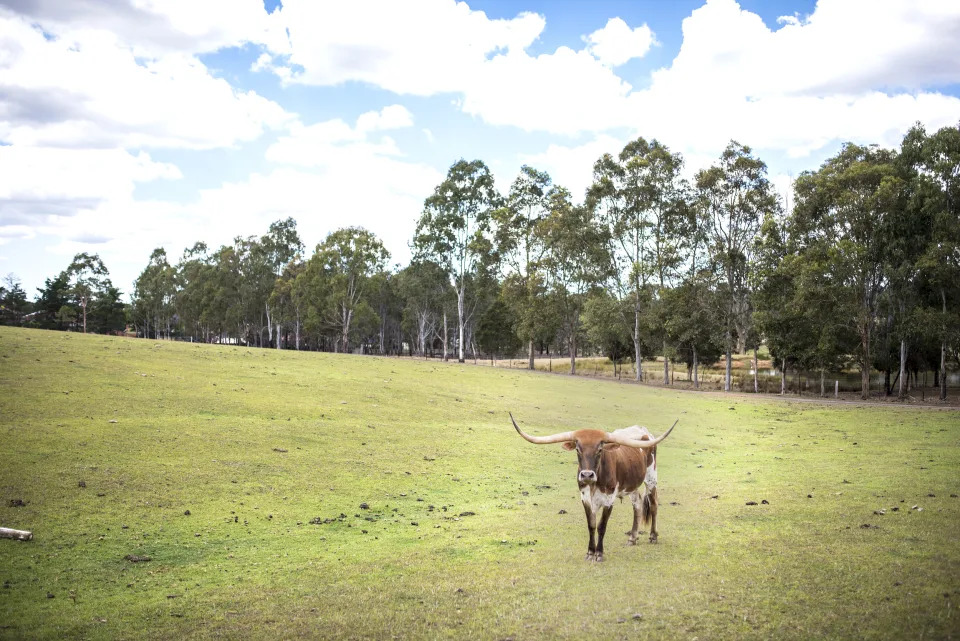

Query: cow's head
<box><xmin>509</xmin><ymin>413</ymin><xmax>675</xmax><ymax>486</ymax></box>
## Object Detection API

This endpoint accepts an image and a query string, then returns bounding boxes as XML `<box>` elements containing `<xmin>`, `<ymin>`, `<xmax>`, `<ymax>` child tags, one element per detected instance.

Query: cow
<box><xmin>510</xmin><ymin>413</ymin><xmax>677</xmax><ymax>562</ymax></box>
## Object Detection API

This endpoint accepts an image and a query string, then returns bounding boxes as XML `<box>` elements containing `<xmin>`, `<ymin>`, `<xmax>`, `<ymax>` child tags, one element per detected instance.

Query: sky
<box><xmin>1</xmin><ymin>0</ymin><xmax>959</xmax><ymax>298</ymax></box>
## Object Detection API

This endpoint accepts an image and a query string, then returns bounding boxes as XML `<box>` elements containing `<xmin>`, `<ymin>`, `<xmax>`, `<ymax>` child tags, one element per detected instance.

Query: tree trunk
<box><xmin>341</xmin><ymin>305</ymin><xmax>353</xmax><ymax>353</ymax></box>
<box><xmin>724</xmin><ymin>327</ymin><xmax>732</xmax><ymax>392</ymax></box>
<box><xmin>442</xmin><ymin>310</ymin><xmax>449</xmax><ymax>362</ymax></box>
<box><xmin>820</xmin><ymin>369</ymin><xmax>825</xmax><ymax>397</ymax></box>
<box><xmin>82</xmin><ymin>298</ymin><xmax>87</xmax><ymax>333</ymax></box>
<box><xmin>753</xmin><ymin>348</ymin><xmax>759</xmax><ymax>393</ymax></box>
<box><xmin>528</xmin><ymin>338</ymin><xmax>534</xmax><ymax>370</ymax></box>
<box><xmin>265</xmin><ymin>303</ymin><xmax>273</xmax><ymax>348</ymax></box>
<box><xmin>663</xmin><ymin>340</ymin><xmax>669</xmax><ymax>386</ymax></box>
<box><xmin>781</xmin><ymin>358</ymin><xmax>786</xmax><ymax>395</ymax></box>
<box><xmin>295</xmin><ymin>310</ymin><xmax>301</xmax><ymax>351</ymax></box>
<box><xmin>570</xmin><ymin>334</ymin><xmax>577</xmax><ymax>375</ymax></box>
<box><xmin>633</xmin><ymin>307</ymin><xmax>643</xmax><ymax>382</ymax></box>
<box><xmin>898</xmin><ymin>339</ymin><xmax>907</xmax><ymax>400</ymax></box>
<box><xmin>941</xmin><ymin>289</ymin><xmax>948</xmax><ymax>401</ymax></box>
<box><xmin>457</xmin><ymin>289</ymin><xmax>465</xmax><ymax>363</ymax></box>
<box><xmin>692</xmin><ymin>345</ymin><xmax>699</xmax><ymax>389</ymax></box>
<box><xmin>860</xmin><ymin>328</ymin><xmax>871</xmax><ymax>400</ymax></box>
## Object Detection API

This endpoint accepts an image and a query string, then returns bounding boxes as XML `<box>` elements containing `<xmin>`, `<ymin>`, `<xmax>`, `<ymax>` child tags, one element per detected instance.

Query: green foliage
<box><xmin>414</xmin><ymin>159</ymin><xmax>501</xmax><ymax>362</ymax></box>
<box><xmin>396</xmin><ymin>260</ymin><xmax>451</xmax><ymax>356</ymax></box>
<box><xmin>793</xmin><ymin>143</ymin><xmax>903</xmax><ymax>397</ymax></box>
<box><xmin>301</xmin><ymin>227</ymin><xmax>389</xmax><ymax>352</ymax></box>
<box><xmin>0</xmin><ymin>273</ymin><xmax>31</xmax><ymax>325</ymax></box>
<box><xmin>495</xmin><ymin>166</ymin><xmax>554</xmax><ymax>364</ymax></box>
<box><xmin>476</xmin><ymin>297</ymin><xmax>522</xmax><ymax>358</ymax></box>
<box><xmin>32</xmin><ymin>271</ymin><xmax>72</xmax><ymax>330</ymax></box>
<box><xmin>582</xmin><ymin>291</ymin><xmax>636</xmax><ymax>370</ymax></box>
<box><xmin>696</xmin><ymin>141</ymin><xmax>778</xmax><ymax>388</ymax></box>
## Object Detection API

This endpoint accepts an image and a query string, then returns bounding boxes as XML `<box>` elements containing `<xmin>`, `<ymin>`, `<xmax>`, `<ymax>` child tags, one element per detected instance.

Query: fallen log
<box><xmin>0</xmin><ymin>527</ymin><xmax>33</xmax><ymax>541</ymax></box>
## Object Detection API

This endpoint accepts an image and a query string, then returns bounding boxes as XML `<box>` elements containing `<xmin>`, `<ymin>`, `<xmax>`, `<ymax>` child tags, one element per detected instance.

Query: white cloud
<box><xmin>461</xmin><ymin>47</ymin><xmax>633</xmax><ymax>134</ymax></box>
<box><xmin>583</xmin><ymin>17</ymin><xmax>656</xmax><ymax>66</ymax></box>
<box><xmin>0</xmin><ymin>224</ymin><xmax>36</xmax><ymax>246</ymax></box>
<box><xmin>519</xmin><ymin>135</ymin><xmax>625</xmax><ymax>201</ymax></box>
<box><xmin>3</xmin><ymin>0</ymin><xmax>288</xmax><ymax>56</ymax></box>
<box><xmin>0</xmin><ymin>146</ymin><xmax>180</xmax><ymax>225</ymax></box>
<box><xmin>513</xmin><ymin>0</ymin><xmax>960</xmax><ymax>182</ymax></box>
<box><xmin>623</xmin><ymin>0</ymin><xmax>960</xmax><ymax>159</ymax></box>
<box><xmin>263</xmin><ymin>0</ymin><xmax>545</xmax><ymax>94</ymax></box>
<box><xmin>356</xmin><ymin>105</ymin><xmax>414</xmax><ymax>134</ymax></box>
<box><xmin>266</xmin><ymin>105</ymin><xmax>414</xmax><ymax>167</ymax></box>
<box><xmin>649</xmin><ymin>0</ymin><xmax>960</xmax><ymax>100</ymax></box>
<box><xmin>0</xmin><ymin>11</ymin><xmax>294</xmax><ymax>150</ymax></box>
<box><xmin>19</xmin><ymin>109</ymin><xmax>442</xmax><ymax>289</ymax></box>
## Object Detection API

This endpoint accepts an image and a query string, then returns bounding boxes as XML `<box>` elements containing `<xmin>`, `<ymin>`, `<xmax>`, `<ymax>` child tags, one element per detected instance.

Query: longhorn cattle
<box><xmin>510</xmin><ymin>413</ymin><xmax>677</xmax><ymax>562</ymax></box>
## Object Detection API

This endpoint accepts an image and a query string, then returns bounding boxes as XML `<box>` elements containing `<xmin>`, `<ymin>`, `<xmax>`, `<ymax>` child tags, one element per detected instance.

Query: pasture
<box><xmin>1</xmin><ymin>326</ymin><xmax>958</xmax><ymax>640</ymax></box>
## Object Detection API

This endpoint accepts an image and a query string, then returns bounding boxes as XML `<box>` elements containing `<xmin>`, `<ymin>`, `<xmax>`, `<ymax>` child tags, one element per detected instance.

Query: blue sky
<box><xmin>1</xmin><ymin>0</ymin><xmax>958</xmax><ymax>297</ymax></box>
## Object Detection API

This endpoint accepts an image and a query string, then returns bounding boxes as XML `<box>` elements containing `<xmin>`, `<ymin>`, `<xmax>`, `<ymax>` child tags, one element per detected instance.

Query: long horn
<box><xmin>603</xmin><ymin>419</ymin><xmax>678</xmax><ymax>449</ymax></box>
<box><xmin>509</xmin><ymin>412</ymin><xmax>577</xmax><ymax>445</ymax></box>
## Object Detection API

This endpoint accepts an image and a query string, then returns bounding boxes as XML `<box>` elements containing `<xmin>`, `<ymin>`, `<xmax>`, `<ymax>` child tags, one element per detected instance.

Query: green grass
<box><xmin>1</xmin><ymin>326</ymin><xmax>958</xmax><ymax>640</ymax></box>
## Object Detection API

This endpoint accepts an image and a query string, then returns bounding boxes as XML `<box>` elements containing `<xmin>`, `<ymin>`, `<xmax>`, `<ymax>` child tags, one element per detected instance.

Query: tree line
<box><xmin>4</xmin><ymin>124</ymin><xmax>958</xmax><ymax>400</ymax></box>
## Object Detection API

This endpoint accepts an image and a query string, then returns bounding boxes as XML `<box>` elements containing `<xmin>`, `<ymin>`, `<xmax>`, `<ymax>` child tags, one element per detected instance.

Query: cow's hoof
<box><xmin>585</xmin><ymin>552</ymin><xmax>595</xmax><ymax>561</ymax></box>
<box><xmin>648</xmin><ymin>535</ymin><xmax>658</xmax><ymax>544</ymax></box>
<box><xmin>627</xmin><ymin>537</ymin><xmax>638</xmax><ymax>546</ymax></box>
<box><xmin>595</xmin><ymin>553</ymin><xmax>604</xmax><ymax>562</ymax></box>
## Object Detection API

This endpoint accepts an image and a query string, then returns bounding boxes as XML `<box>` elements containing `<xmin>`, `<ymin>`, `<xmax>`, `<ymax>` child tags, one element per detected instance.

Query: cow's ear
<box><xmin>561</xmin><ymin>441</ymin><xmax>576</xmax><ymax>451</ymax></box>
<box><xmin>604</xmin><ymin>443</ymin><xmax>620</xmax><ymax>451</ymax></box>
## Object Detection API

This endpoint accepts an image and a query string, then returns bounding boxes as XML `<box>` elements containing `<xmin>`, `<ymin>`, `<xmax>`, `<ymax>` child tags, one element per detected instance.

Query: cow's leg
<box><xmin>627</xmin><ymin>491</ymin><xmax>642</xmax><ymax>545</ymax></box>
<box><xmin>582</xmin><ymin>501</ymin><xmax>597</xmax><ymax>561</ymax></box>
<box><xmin>595</xmin><ymin>505</ymin><xmax>613</xmax><ymax>562</ymax></box>
<box><xmin>643</xmin><ymin>486</ymin><xmax>659</xmax><ymax>544</ymax></box>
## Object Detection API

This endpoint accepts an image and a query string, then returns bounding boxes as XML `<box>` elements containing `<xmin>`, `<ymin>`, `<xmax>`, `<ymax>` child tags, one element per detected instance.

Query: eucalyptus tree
<box><xmin>696</xmin><ymin>141</ymin><xmax>777</xmax><ymax>391</ymax></box>
<box><xmin>662</xmin><ymin>277</ymin><xmax>723</xmax><ymax>388</ymax></box>
<box><xmin>133</xmin><ymin>249</ymin><xmax>176</xmax><ymax>338</ymax></box>
<box><xmin>588</xmin><ymin>138</ymin><xmax>688</xmax><ymax>381</ymax></box>
<box><xmin>793</xmin><ymin>143</ymin><xmax>901</xmax><ymax>399</ymax></box>
<box><xmin>582</xmin><ymin>291</ymin><xmax>635</xmax><ymax>378</ymax></box>
<box><xmin>541</xmin><ymin>186</ymin><xmax>611</xmax><ymax>374</ymax></box>
<box><xmin>751</xmin><ymin>212</ymin><xmax>807</xmax><ymax>394</ymax></box>
<box><xmin>397</xmin><ymin>260</ymin><xmax>450</xmax><ymax>357</ymax></box>
<box><xmin>260</xmin><ymin>218</ymin><xmax>303</xmax><ymax>348</ymax></box>
<box><xmin>413</xmin><ymin>159</ymin><xmax>500</xmax><ymax>363</ymax></box>
<box><xmin>476</xmin><ymin>297</ymin><xmax>522</xmax><ymax>362</ymax></box>
<box><xmin>881</xmin><ymin>138</ymin><xmax>935</xmax><ymax>398</ymax></box>
<box><xmin>207</xmin><ymin>243</ymin><xmax>244</xmax><ymax>342</ymax></box>
<box><xmin>174</xmin><ymin>242</ymin><xmax>214</xmax><ymax>341</ymax></box>
<box><xmin>309</xmin><ymin>227</ymin><xmax>389</xmax><ymax>353</ymax></box>
<box><xmin>66</xmin><ymin>252</ymin><xmax>110</xmax><ymax>334</ymax></box>
<box><xmin>367</xmin><ymin>269</ymin><xmax>402</xmax><ymax>355</ymax></box>
<box><xmin>35</xmin><ymin>271</ymin><xmax>71</xmax><ymax>330</ymax></box>
<box><xmin>637</xmin><ymin>141</ymin><xmax>689</xmax><ymax>385</ymax></box>
<box><xmin>270</xmin><ymin>259</ymin><xmax>306</xmax><ymax>349</ymax></box>
<box><xmin>0</xmin><ymin>274</ymin><xmax>30</xmax><ymax>325</ymax></box>
<box><xmin>588</xmin><ymin>143</ymin><xmax>646</xmax><ymax>380</ymax></box>
<box><xmin>903</xmin><ymin>123</ymin><xmax>960</xmax><ymax>400</ymax></box>
<box><xmin>495</xmin><ymin>165</ymin><xmax>552</xmax><ymax>369</ymax></box>
<box><xmin>791</xmin><ymin>235</ymin><xmax>858</xmax><ymax>395</ymax></box>
<box><xmin>89</xmin><ymin>284</ymin><xmax>126</xmax><ymax>334</ymax></box>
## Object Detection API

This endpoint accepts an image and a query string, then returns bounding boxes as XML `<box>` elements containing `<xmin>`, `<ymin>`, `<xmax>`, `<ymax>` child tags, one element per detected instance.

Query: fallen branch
<box><xmin>0</xmin><ymin>527</ymin><xmax>33</xmax><ymax>541</ymax></box>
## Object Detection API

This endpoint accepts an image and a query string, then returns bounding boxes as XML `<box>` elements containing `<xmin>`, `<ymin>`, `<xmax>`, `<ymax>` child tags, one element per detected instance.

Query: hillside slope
<box><xmin>1</xmin><ymin>327</ymin><xmax>958</xmax><ymax>640</ymax></box>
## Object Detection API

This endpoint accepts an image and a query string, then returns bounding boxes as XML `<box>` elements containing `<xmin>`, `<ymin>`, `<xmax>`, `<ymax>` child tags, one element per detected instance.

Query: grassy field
<box><xmin>1</xmin><ymin>327</ymin><xmax>958</xmax><ymax>640</ymax></box>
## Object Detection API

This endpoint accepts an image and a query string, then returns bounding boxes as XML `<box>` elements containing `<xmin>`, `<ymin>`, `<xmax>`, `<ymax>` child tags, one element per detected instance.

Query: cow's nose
<box><xmin>578</xmin><ymin>470</ymin><xmax>596</xmax><ymax>483</ymax></box>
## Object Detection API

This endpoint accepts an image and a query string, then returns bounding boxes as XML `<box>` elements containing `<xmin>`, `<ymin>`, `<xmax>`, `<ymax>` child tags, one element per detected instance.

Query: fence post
<box><xmin>835</xmin><ymin>380</ymin><xmax>839</xmax><ymax>398</ymax></box>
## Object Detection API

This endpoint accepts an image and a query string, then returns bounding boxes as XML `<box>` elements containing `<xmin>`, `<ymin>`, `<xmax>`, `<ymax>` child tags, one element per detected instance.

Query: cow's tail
<box><xmin>641</xmin><ymin>486</ymin><xmax>657</xmax><ymax>526</ymax></box>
